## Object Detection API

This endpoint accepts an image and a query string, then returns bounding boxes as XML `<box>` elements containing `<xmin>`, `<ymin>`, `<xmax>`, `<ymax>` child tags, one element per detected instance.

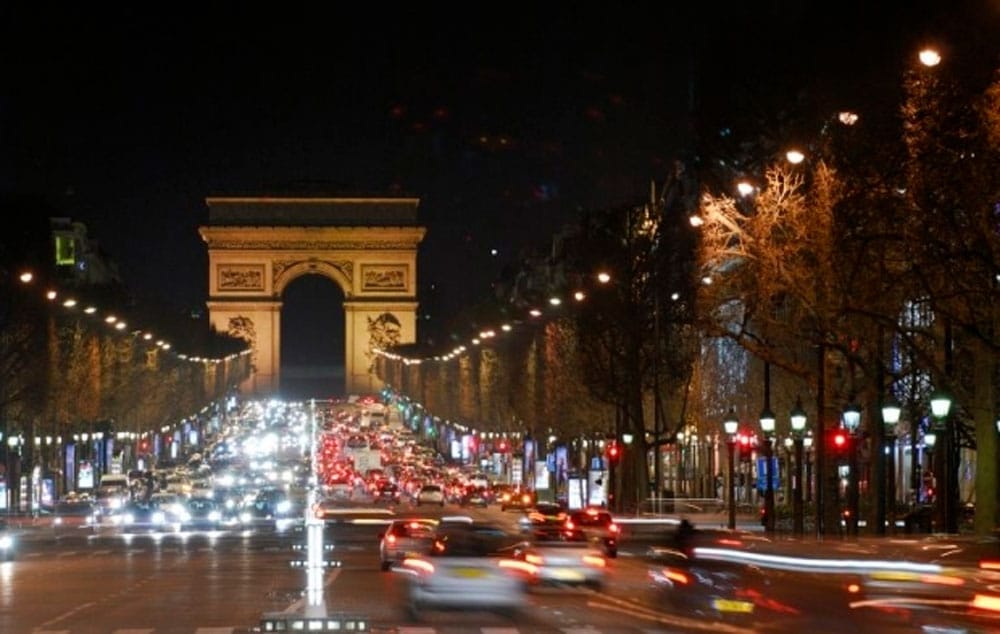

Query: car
<box><xmin>416</xmin><ymin>484</ymin><xmax>445</xmax><ymax>506</ymax></box>
<box><xmin>378</xmin><ymin>518</ymin><xmax>438</xmax><ymax>571</ymax></box>
<box><xmin>460</xmin><ymin>486</ymin><xmax>490</xmax><ymax>508</ymax></box>
<box><xmin>185</xmin><ymin>497</ymin><xmax>224</xmax><ymax>530</ymax></box>
<box><xmin>148</xmin><ymin>492</ymin><xmax>192</xmax><ymax>527</ymax></box>
<box><xmin>515</xmin><ymin>527</ymin><xmax>608</xmax><ymax>589</ymax></box>
<box><xmin>397</xmin><ymin>524</ymin><xmax>528</xmax><ymax>618</ymax></box>
<box><xmin>500</xmin><ymin>488</ymin><xmax>535</xmax><ymax>512</ymax></box>
<box><xmin>0</xmin><ymin>520</ymin><xmax>16</xmax><ymax>561</ymax></box>
<box><xmin>248</xmin><ymin>488</ymin><xmax>296</xmax><ymax>521</ymax></box>
<box><xmin>374</xmin><ymin>482</ymin><xmax>402</xmax><ymax>505</ymax></box>
<box><xmin>518</xmin><ymin>502</ymin><xmax>568</xmax><ymax>534</ymax></box>
<box><xmin>50</xmin><ymin>497</ymin><xmax>99</xmax><ymax>534</ymax></box>
<box><xmin>114</xmin><ymin>500</ymin><xmax>171</xmax><ymax>531</ymax></box>
<box><xmin>565</xmin><ymin>507</ymin><xmax>619</xmax><ymax>557</ymax></box>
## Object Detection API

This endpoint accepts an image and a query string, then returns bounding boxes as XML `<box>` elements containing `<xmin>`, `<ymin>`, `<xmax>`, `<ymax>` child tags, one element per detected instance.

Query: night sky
<box><xmin>4</xmin><ymin>2</ymin><xmax>996</xmax><ymax>358</ymax></box>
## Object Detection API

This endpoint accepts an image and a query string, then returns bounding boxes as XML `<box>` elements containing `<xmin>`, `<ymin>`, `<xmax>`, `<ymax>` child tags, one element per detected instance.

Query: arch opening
<box><xmin>279</xmin><ymin>273</ymin><xmax>345</xmax><ymax>399</ymax></box>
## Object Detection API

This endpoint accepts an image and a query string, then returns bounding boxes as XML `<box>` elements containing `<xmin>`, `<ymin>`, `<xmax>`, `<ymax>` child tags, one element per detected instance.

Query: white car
<box><xmin>398</xmin><ymin>526</ymin><xmax>527</xmax><ymax>617</ymax></box>
<box><xmin>516</xmin><ymin>528</ymin><xmax>608</xmax><ymax>589</ymax></box>
<box><xmin>416</xmin><ymin>484</ymin><xmax>445</xmax><ymax>506</ymax></box>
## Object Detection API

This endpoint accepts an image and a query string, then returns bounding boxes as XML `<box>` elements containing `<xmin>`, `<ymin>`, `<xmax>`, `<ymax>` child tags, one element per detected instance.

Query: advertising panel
<box><xmin>588</xmin><ymin>469</ymin><xmax>607</xmax><ymax>507</ymax></box>
<box><xmin>534</xmin><ymin>460</ymin><xmax>549</xmax><ymax>490</ymax></box>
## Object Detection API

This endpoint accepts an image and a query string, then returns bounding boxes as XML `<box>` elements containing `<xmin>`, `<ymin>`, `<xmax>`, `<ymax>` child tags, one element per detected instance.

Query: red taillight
<box><xmin>662</xmin><ymin>569</ymin><xmax>689</xmax><ymax>585</ymax></box>
<box><xmin>608</xmin><ymin>523</ymin><xmax>619</xmax><ymax>534</ymax></box>
<box><xmin>386</xmin><ymin>534</ymin><xmax>396</xmax><ymax>545</ymax></box>
<box><xmin>403</xmin><ymin>558</ymin><xmax>434</xmax><ymax>574</ymax></box>
<box><xmin>521</xmin><ymin>494</ymin><xmax>531</xmax><ymax>503</ymax></box>
<box><xmin>565</xmin><ymin>519</ymin><xmax>575</xmax><ymax>530</ymax></box>
<box><xmin>499</xmin><ymin>559</ymin><xmax>538</xmax><ymax>575</ymax></box>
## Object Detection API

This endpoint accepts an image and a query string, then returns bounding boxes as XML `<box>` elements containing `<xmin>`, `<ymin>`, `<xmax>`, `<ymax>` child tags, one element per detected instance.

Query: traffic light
<box><xmin>833</xmin><ymin>431</ymin><xmax>848</xmax><ymax>450</ymax></box>
<box><xmin>497</xmin><ymin>440</ymin><xmax>508</xmax><ymax>452</ymax></box>
<box><xmin>606</xmin><ymin>441</ymin><xmax>621</xmax><ymax>463</ymax></box>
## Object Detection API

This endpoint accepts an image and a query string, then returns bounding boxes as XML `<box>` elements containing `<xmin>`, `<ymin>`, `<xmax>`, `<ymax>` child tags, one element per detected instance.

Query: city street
<box><xmin>4</xmin><ymin>502</ymin><xmax>991</xmax><ymax>633</ymax></box>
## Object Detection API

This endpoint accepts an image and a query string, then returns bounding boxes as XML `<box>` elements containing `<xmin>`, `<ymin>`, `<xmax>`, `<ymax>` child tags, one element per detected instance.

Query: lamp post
<box><xmin>929</xmin><ymin>389</ymin><xmax>953</xmax><ymax>533</ymax></box>
<box><xmin>790</xmin><ymin>399</ymin><xmax>807</xmax><ymax>536</ymax></box>
<box><xmin>804</xmin><ymin>432</ymin><xmax>814</xmax><ymax>504</ymax></box>
<box><xmin>842</xmin><ymin>403</ymin><xmax>862</xmax><ymax>537</ymax></box>
<box><xmin>924</xmin><ymin>429</ymin><xmax>937</xmax><ymax>511</ymax></box>
<box><xmin>880</xmin><ymin>398</ymin><xmax>902</xmax><ymax>535</ymax></box>
<box><xmin>759</xmin><ymin>407</ymin><xmax>776</xmax><ymax>533</ymax></box>
<box><xmin>723</xmin><ymin>408</ymin><xmax>739</xmax><ymax>530</ymax></box>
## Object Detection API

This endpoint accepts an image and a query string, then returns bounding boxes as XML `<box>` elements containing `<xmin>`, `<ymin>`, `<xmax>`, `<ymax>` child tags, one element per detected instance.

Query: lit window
<box><xmin>54</xmin><ymin>235</ymin><xmax>76</xmax><ymax>266</ymax></box>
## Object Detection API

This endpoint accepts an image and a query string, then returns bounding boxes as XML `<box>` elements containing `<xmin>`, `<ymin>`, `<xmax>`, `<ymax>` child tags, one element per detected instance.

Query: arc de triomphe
<box><xmin>199</xmin><ymin>197</ymin><xmax>425</xmax><ymax>396</ymax></box>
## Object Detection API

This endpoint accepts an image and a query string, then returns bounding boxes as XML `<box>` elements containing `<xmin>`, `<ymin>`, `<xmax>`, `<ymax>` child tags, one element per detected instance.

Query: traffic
<box><xmin>5</xmin><ymin>395</ymin><xmax>1000</xmax><ymax>633</ymax></box>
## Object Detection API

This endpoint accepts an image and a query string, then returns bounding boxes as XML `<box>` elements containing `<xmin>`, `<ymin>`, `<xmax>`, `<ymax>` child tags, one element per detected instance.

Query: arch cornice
<box><xmin>273</xmin><ymin>259</ymin><xmax>353</xmax><ymax>297</ymax></box>
<box><xmin>199</xmin><ymin>225</ymin><xmax>426</xmax><ymax>250</ymax></box>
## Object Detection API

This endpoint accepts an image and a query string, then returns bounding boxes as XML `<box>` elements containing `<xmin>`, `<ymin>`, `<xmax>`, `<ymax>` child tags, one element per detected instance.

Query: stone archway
<box><xmin>198</xmin><ymin>197</ymin><xmax>425</xmax><ymax>396</ymax></box>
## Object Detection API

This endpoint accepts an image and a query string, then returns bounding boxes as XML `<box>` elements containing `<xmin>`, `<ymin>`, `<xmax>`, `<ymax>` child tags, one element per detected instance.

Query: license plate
<box><xmin>452</xmin><ymin>567</ymin><xmax>486</xmax><ymax>578</ymax></box>
<box><xmin>712</xmin><ymin>598</ymin><xmax>754</xmax><ymax>613</ymax></box>
<box><xmin>871</xmin><ymin>571</ymin><xmax>919</xmax><ymax>581</ymax></box>
<box><xmin>552</xmin><ymin>569</ymin><xmax>585</xmax><ymax>581</ymax></box>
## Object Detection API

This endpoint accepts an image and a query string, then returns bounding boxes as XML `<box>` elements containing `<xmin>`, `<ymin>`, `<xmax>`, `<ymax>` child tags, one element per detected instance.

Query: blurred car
<box><xmin>398</xmin><ymin>524</ymin><xmax>528</xmax><ymax>618</ymax></box>
<box><xmin>148</xmin><ymin>492</ymin><xmax>192</xmax><ymax>527</ymax></box>
<box><xmin>379</xmin><ymin>518</ymin><xmax>438</xmax><ymax>571</ymax></box>
<box><xmin>0</xmin><ymin>520</ymin><xmax>15</xmax><ymax>561</ymax></box>
<box><xmin>515</xmin><ymin>527</ymin><xmax>608</xmax><ymax>589</ymax></box>
<box><xmin>186</xmin><ymin>497</ymin><xmax>224</xmax><ymax>530</ymax></box>
<box><xmin>565</xmin><ymin>507</ymin><xmax>619</xmax><ymax>557</ymax></box>
<box><xmin>248</xmin><ymin>488</ymin><xmax>296</xmax><ymax>521</ymax></box>
<box><xmin>374</xmin><ymin>482</ymin><xmax>402</xmax><ymax>505</ymax></box>
<box><xmin>519</xmin><ymin>502</ymin><xmax>567</xmax><ymax>530</ymax></box>
<box><xmin>114</xmin><ymin>500</ymin><xmax>169</xmax><ymax>531</ymax></box>
<box><xmin>460</xmin><ymin>486</ymin><xmax>490</xmax><ymax>508</ymax></box>
<box><xmin>647</xmin><ymin>542</ymin><xmax>769</xmax><ymax>622</ymax></box>
<box><xmin>416</xmin><ymin>484</ymin><xmax>445</xmax><ymax>506</ymax></box>
<box><xmin>315</xmin><ymin>504</ymin><xmax>395</xmax><ymax>543</ymax></box>
<box><xmin>499</xmin><ymin>487</ymin><xmax>535</xmax><ymax>512</ymax></box>
<box><xmin>326</xmin><ymin>478</ymin><xmax>354</xmax><ymax>499</ymax></box>
<box><xmin>50</xmin><ymin>497</ymin><xmax>99</xmax><ymax>533</ymax></box>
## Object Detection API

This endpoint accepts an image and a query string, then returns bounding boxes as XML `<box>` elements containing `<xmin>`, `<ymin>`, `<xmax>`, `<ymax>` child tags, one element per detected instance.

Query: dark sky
<box><xmin>4</xmin><ymin>2</ymin><xmax>996</xmax><ymax>347</ymax></box>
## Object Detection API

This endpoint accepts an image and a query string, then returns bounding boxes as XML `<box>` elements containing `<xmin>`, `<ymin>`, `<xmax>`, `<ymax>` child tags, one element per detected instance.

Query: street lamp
<box><xmin>929</xmin><ymin>389</ymin><xmax>953</xmax><ymax>533</ymax></box>
<box><xmin>803</xmin><ymin>432</ymin><xmax>814</xmax><ymax>504</ymax></box>
<box><xmin>790</xmin><ymin>399</ymin><xmax>807</xmax><ymax>536</ymax></box>
<box><xmin>723</xmin><ymin>408</ymin><xmax>739</xmax><ymax>530</ymax></box>
<box><xmin>759</xmin><ymin>407</ymin><xmax>776</xmax><ymax>533</ymax></box>
<box><xmin>842</xmin><ymin>403</ymin><xmax>862</xmax><ymax>536</ymax></box>
<box><xmin>881</xmin><ymin>397</ymin><xmax>902</xmax><ymax>534</ymax></box>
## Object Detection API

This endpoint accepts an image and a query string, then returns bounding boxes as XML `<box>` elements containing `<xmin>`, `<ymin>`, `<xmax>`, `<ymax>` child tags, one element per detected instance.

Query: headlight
<box><xmin>276</xmin><ymin>500</ymin><xmax>292</xmax><ymax>514</ymax></box>
<box><xmin>0</xmin><ymin>535</ymin><xmax>13</xmax><ymax>549</ymax></box>
<box><xmin>152</xmin><ymin>511</ymin><xmax>167</xmax><ymax>525</ymax></box>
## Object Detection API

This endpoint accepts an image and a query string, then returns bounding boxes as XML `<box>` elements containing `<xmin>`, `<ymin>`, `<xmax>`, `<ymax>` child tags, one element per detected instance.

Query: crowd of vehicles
<box><xmin>11</xmin><ymin>395</ymin><xmax>1000</xmax><ymax>631</ymax></box>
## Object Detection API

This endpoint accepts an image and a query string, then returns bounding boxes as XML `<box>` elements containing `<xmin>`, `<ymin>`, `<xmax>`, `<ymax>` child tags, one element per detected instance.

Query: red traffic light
<box><xmin>833</xmin><ymin>431</ymin><xmax>848</xmax><ymax>449</ymax></box>
<box><xmin>606</xmin><ymin>442</ymin><xmax>621</xmax><ymax>462</ymax></box>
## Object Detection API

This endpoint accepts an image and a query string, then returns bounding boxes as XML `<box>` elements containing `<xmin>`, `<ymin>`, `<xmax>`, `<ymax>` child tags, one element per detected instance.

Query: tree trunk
<box><xmin>973</xmin><ymin>339</ymin><xmax>997</xmax><ymax>535</ymax></box>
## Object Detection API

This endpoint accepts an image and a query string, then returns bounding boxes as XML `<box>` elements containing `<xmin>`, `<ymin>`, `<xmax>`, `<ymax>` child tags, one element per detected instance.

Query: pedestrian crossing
<box><xmin>31</xmin><ymin>624</ymin><xmax>683</xmax><ymax>634</ymax></box>
<box><xmin>33</xmin><ymin>629</ymin><xmax>244</xmax><ymax>634</ymax></box>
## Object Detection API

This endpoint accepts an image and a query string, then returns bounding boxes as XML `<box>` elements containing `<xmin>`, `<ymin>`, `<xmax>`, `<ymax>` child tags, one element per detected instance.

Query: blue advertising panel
<box><xmin>755</xmin><ymin>457</ymin><xmax>780</xmax><ymax>491</ymax></box>
<box><xmin>555</xmin><ymin>445</ymin><xmax>568</xmax><ymax>486</ymax></box>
